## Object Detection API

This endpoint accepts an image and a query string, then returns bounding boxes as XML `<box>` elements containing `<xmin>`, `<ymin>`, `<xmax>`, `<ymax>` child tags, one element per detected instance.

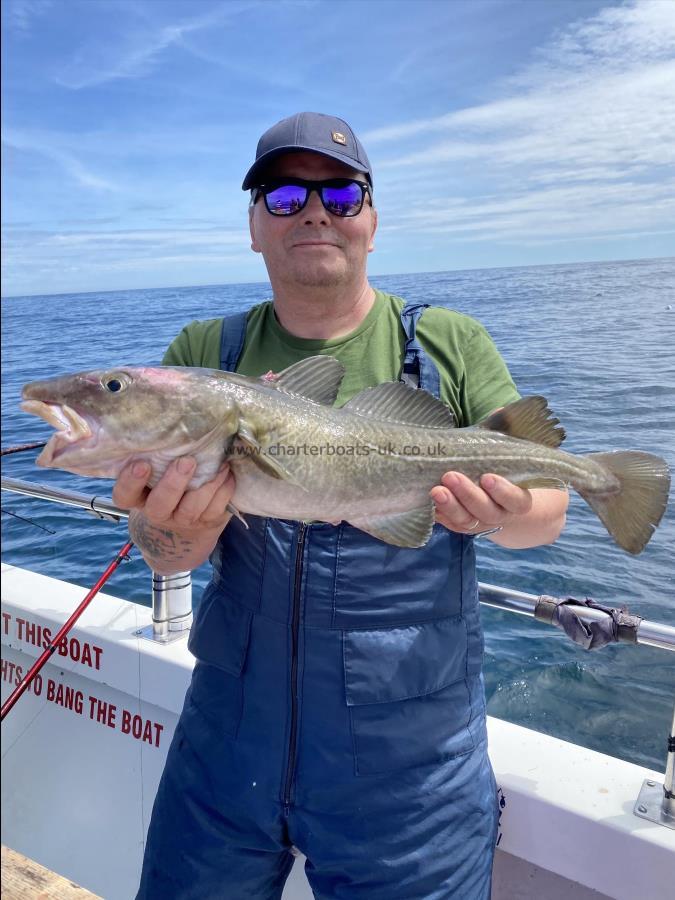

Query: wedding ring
<box><xmin>467</xmin><ymin>518</ymin><xmax>481</xmax><ymax>532</ymax></box>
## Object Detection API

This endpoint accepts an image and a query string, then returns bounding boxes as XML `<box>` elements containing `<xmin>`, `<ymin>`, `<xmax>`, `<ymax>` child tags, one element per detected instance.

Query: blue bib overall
<box><xmin>136</xmin><ymin>304</ymin><xmax>499</xmax><ymax>900</ymax></box>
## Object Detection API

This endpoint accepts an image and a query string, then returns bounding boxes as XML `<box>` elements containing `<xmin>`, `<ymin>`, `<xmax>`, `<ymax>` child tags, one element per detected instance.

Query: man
<box><xmin>116</xmin><ymin>112</ymin><xmax>568</xmax><ymax>899</ymax></box>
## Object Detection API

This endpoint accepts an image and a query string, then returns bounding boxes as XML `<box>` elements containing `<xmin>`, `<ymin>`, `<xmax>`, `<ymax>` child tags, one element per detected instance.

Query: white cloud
<box><xmin>372</xmin><ymin>61</ymin><xmax>675</xmax><ymax>174</ymax></box>
<box><xmin>3</xmin><ymin>224</ymin><xmax>248</xmax><ymax>255</ymax></box>
<box><xmin>1</xmin><ymin>223</ymin><xmax>253</xmax><ymax>294</ymax></box>
<box><xmin>52</xmin><ymin>2</ymin><xmax>258</xmax><ymax>90</ymax></box>
<box><xmin>46</xmin><ymin>227</ymin><xmax>246</xmax><ymax>249</ymax></box>
<box><xmin>525</xmin><ymin>0</ymin><xmax>675</xmax><ymax>72</ymax></box>
<box><xmin>3</xmin><ymin>130</ymin><xmax>119</xmax><ymax>191</ymax></box>
<box><xmin>380</xmin><ymin>177</ymin><xmax>675</xmax><ymax>246</ymax></box>
<box><xmin>366</xmin><ymin>0</ymin><xmax>675</xmax><ymax>246</ymax></box>
<box><xmin>5</xmin><ymin>0</ymin><xmax>53</xmax><ymax>34</ymax></box>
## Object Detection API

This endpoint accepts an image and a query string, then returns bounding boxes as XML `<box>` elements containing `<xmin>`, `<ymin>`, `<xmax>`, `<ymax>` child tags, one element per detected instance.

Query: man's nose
<box><xmin>301</xmin><ymin>188</ymin><xmax>330</xmax><ymax>224</ymax></box>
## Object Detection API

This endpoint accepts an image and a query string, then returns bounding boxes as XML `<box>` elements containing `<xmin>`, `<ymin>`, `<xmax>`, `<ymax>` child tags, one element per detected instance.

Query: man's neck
<box><xmin>272</xmin><ymin>280</ymin><xmax>376</xmax><ymax>340</ymax></box>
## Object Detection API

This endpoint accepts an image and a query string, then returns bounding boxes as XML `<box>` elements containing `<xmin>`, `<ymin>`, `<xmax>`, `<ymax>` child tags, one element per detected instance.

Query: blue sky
<box><xmin>2</xmin><ymin>0</ymin><xmax>674</xmax><ymax>297</ymax></box>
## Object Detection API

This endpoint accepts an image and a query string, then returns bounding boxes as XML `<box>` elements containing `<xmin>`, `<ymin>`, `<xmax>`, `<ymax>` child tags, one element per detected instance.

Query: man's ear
<box><xmin>249</xmin><ymin>207</ymin><xmax>261</xmax><ymax>253</ymax></box>
<box><xmin>368</xmin><ymin>207</ymin><xmax>378</xmax><ymax>253</ymax></box>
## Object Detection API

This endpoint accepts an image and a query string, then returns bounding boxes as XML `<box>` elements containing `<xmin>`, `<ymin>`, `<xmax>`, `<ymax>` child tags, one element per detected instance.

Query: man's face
<box><xmin>249</xmin><ymin>151</ymin><xmax>377</xmax><ymax>289</ymax></box>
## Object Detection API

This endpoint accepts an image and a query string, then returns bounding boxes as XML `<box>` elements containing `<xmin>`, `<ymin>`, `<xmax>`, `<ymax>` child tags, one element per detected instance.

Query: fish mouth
<box><xmin>21</xmin><ymin>400</ymin><xmax>95</xmax><ymax>465</ymax></box>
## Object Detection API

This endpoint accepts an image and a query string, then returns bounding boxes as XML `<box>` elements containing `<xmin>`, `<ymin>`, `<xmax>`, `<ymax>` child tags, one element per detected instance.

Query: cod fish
<box><xmin>21</xmin><ymin>356</ymin><xmax>670</xmax><ymax>554</ymax></box>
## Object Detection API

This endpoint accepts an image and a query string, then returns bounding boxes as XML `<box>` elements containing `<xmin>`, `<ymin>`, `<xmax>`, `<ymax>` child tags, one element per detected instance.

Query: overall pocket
<box><xmin>333</xmin><ymin>525</ymin><xmax>467</xmax><ymax>626</ymax></box>
<box><xmin>343</xmin><ymin>616</ymin><xmax>475</xmax><ymax>775</ymax></box>
<box><xmin>186</xmin><ymin>586</ymin><xmax>252</xmax><ymax>739</ymax></box>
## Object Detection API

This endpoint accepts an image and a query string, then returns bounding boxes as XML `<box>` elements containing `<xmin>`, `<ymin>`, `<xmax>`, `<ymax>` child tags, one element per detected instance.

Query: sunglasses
<box><xmin>251</xmin><ymin>178</ymin><xmax>371</xmax><ymax>218</ymax></box>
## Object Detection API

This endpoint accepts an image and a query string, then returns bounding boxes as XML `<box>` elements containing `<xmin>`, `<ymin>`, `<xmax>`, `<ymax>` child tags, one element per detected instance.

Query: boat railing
<box><xmin>2</xmin><ymin>476</ymin><xmax>674</xmax><ymax>829</ymax></box>
<box><xmin>4</xmin><ymin>477</ymin><xmax>674</xmax><ymax>650</ymax></box>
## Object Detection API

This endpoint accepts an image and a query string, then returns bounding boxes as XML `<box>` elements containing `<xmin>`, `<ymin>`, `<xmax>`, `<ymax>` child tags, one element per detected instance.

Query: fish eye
<box><xmin>101</xmin><ymin>372</ymin><xmax>130</xmax><ymax>393</ymax></box>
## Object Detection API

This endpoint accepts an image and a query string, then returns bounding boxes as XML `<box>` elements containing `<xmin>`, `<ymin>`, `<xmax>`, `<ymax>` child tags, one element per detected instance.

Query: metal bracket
<box><xmin>135</xmin><ymin>623</ymin><xmax>190</xmax><ymax>645</ymax></box>
<box><xmin>87</xmin><ymin>509</ymin><xmax>123</xmax><ymax>523</ymax></box>
<box><xmin>634</xmin><ymin>778</ymin><xmax>675</xmax><ymax>830</ymax></box>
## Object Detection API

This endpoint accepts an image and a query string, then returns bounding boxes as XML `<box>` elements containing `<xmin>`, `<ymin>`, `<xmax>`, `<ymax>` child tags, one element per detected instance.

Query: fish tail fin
<box><xmin>579</xmin><ymin>451</ymin><xmax>670</xmax><ymax>554</ymax></box>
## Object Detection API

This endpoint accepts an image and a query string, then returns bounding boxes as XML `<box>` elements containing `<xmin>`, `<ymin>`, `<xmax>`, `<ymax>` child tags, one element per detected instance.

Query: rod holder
<box><xmin>149</xmin><ymin>571</ymin><xmax>193</xmax><ymax>643</ymax></box>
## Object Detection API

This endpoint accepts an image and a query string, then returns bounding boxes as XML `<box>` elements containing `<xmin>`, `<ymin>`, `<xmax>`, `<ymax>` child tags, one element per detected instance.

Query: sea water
<box><xmin>2</xmin><ymin>257</ymin><xmax>674</xmax><ymax>771</ymax></box>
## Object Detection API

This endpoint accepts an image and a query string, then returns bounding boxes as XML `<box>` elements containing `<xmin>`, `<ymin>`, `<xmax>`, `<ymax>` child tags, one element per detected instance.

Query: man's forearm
<box><xmin>488</xmin><ymin>488</ymin><xmax>568</xmax><ymax>549</ymax></box>
<box><xmin>129</xmin><ymin>510</ymin><xmax>230</xmax><ymax>574</ymax></box>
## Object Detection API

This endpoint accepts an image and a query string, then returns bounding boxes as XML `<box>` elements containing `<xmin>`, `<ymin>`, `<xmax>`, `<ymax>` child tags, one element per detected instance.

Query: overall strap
<box><xmin>219</xmin><ymin>311</ymin><xmax>249</xmax><ymax>372</ymax></box>
<box><xmin>399</xmin><ymin>302</ymin><xmax>442</xmax><ymax>398</ymax></box>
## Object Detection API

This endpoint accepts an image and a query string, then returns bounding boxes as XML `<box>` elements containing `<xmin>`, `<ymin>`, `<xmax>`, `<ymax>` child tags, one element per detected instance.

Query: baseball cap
<box><xmin>242</xmin><ymin>112</ymin><xmax>373</xmax><ymax>190</ymax></box>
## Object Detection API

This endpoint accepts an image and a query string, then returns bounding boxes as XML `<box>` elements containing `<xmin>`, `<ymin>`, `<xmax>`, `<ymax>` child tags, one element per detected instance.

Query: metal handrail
<box><xmin>1</xmin><ymin>476</ymin><xmax>127</xmax><ymax>522</ymax></box>
<box><xmin>479</xmin><ymin>583</ymin><xmax>675</xmax><ymax>652</ymax></box>
<box><xmin>2</xmin><ymin>476</ymin><xmax>674</xmax><ymax>652</ymax></box>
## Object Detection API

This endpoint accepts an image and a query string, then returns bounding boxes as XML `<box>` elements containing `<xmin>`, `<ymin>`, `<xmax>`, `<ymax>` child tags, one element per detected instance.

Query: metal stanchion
<box><xmin>634</xmin><ymin>704</ymin><xmax>675</xmax><ymax>830</ymax></box>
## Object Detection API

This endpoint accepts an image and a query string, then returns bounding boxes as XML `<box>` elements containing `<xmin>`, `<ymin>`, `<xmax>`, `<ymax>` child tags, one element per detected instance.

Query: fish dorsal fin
<box><xmin>342</xmin><ymin>383</ymin><xmax>454</xmax><ymax>429</ymax></box>
<box><xmin>260</xmin><ymin>356</ymin><xmax>345</xmax><ymax>405</ymax></box>
<box><xmin>479</xmin><ymin>396</ymin><xmax>565</xmax><ymax>447</ymax></box>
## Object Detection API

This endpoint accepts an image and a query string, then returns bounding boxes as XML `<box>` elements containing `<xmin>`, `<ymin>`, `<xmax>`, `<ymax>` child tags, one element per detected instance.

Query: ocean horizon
<box><xmin>3</xmin><ymin>253</ymin><xmax>673</xmax><ymax>301</ymax></box>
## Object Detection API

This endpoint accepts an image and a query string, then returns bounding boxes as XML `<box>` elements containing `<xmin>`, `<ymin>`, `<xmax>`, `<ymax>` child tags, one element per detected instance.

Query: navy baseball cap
<box><xmin>242</xmin><ymin>112</ymin><xmax>373</xmax><ymax>190</ymax></box>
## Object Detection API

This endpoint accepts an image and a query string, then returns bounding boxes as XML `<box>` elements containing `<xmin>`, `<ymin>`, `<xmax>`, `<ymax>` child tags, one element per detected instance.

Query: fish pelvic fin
<box><xmin>349</xmin><ymin>501</ymin><xmax>436</xmax><ymax>548</ymax></box>
<box><xmin>479</xmin><ymin>397</ymin><xmax>565</xmax><ymax>448</ymax></box>
<box><xmin>579</xmin><ymin>450</ymin><xmax>670</xmax><ymax>554</ymax></box>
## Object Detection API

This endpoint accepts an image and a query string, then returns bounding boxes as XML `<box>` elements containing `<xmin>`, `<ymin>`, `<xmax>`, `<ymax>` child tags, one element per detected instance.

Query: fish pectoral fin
<box><xmin>263</xmin><ymin>356</ymin><xmax>346</xmax><ymax>405</ymax></box>
<box><xmin>478</xmin><ymin>397</ymin><xmax>566</xmax><ymax>448</ymax></box>
<box><xmin>226</xmin><ymin>502</ymin><xmax>248</xmax><ymax>528</ymax></box>
<box><xmin>349</xmin><ymin>501</ymin><xmax>436</xmax><ymax>548</ymax></box>
<box><xmin>235</xmin><ymin>428</ymin><xmax>306</xmax><ymax>488</ymax></box>
<box><xmin>342</xmin><ymin>383</ymin><xmax>454</xmax><ymax>428</ymax></box>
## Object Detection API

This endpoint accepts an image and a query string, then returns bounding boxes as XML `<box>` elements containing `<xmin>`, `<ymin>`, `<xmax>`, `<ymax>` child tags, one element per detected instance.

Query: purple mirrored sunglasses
<box><xmin>251</xmin><ymin>178</ymin><xmax>371</xmax><ymax>217</ymax></box>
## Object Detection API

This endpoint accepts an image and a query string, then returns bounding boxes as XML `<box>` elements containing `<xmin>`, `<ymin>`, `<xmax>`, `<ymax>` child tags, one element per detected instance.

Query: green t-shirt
<box><xmin>162</xmin><ymin>289</ymin><xmax>519</xmax><ymax>426</ymax></box>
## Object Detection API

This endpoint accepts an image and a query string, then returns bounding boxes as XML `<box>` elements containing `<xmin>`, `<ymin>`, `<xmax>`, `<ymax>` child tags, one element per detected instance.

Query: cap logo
<box><xmin>331</xmin><ymin>131</ymin><xmax>347</xmax><ymax>145</ymax></box>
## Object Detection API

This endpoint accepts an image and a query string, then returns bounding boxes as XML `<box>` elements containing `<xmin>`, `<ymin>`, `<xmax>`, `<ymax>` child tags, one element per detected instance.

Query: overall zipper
<box><xmin>283</xmin><ymin>522</ymin><xmax>307</xmax><ymax>814</ymax></box>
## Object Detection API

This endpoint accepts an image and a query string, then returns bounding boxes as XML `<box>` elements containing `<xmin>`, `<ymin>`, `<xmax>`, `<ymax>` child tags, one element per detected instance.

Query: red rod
<box><xmin>1</xmin><ymin>540</ymin><xmax>134</xmax><ymax>722</ymax></box>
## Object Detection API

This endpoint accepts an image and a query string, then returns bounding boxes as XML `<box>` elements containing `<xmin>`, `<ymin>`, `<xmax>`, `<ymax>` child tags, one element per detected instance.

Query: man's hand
<box><xmin>113</xmin><ymin>457</ymin><xmax>235</xmax><ymax>531</ymax></box>
<box><xmin>431</xmin><ymin>472</ymin><xmax>568</xmax><ymax>548</ymax></box>
<box><xmin>431</xmin><ymin>472</ymin><xmax>531</xmax><ymax>534</ymax></box>
<box><xmin>112</xmin><ymin>457</ymin><xmax>236</xmax><ymax>573</ymax></box>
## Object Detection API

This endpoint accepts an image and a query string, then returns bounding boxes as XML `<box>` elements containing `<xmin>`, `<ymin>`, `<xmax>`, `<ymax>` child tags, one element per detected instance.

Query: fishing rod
<box><xmin>0</xmin><ymin>539</ymin><xmax>134</xmax><ymax>722</ymax></box>
<box><xmin>1</xmin><ymin>507</ymin><xmax>56</xmax><ymax>534</ymax></box>
<box><xmin>1</xmin><ymin>440</ymin><xmax>47</xmax><ymax>456</ymax></box>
